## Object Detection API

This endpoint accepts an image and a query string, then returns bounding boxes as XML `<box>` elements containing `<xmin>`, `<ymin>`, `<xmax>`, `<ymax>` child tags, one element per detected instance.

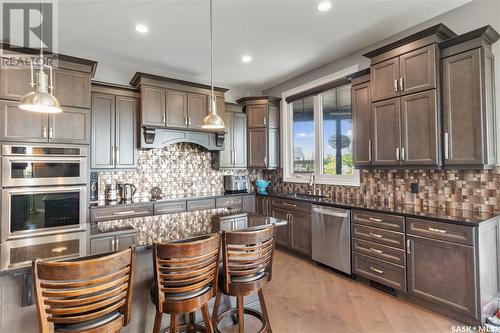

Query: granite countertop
<box><xmin>259</xmin><ymin>192</ymin><xmax>498</xmax><ymax>226</ymax></box>
<box><xmin>91</xmin><ymin>208</ymin><xmax>286</xmax><ymax>248</ymax></box>
<box><xmin>90</xmin><ymin>191</ymin><xmax>254</xmax><ymax>208</ymax></box>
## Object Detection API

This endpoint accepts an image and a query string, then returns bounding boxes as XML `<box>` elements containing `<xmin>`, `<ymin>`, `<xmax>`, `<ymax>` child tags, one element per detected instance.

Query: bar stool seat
<box><xmin>54</xmin><ymin>312</ymin><xmax>122</xmax><ymax>333</ymax></box>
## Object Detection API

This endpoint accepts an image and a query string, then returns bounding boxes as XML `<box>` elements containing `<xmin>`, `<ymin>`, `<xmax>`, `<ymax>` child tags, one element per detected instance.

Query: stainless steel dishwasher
<box><xmin>311</xmin><ymin>205</ymin><xmax>351</xmax><ymax>274</ymax></box>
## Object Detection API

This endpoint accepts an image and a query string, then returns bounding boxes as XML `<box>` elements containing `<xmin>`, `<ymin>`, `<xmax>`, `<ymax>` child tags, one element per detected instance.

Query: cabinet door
<box><xmin>115</xmin><ymin>96</ymin><xmax>137</xmax><ymax>168</ymax></box>
<box><xmin>49</xmin><ymin>107</ymin><xmax>90</xmax><ymax>144</ymax></box>
<box><xmin>219</xmin><ymin>112</ymin><xmax>233</xmax><ymax>168</ymax></box>
<box><xmin>141</xmin><ymin>86</ymin><xmax>165</xmax><ymax>127</ymax></box>
<box><xmin>54</xmin><ymin>69</ymin><xmax>91</xmax><ymax>108</ymax></box>
<box><xmin>442</xmin><ymin>49</ymin><xmax>484</xmax><ymax>166</ymax></box>
<box><xmin>372</xmin><ymin>98</ymin><xmax>401</xmax><ymax>165</ymax></box>
<box><xmin>399</xmin><ymin>45</ymin><xmax>437</xmax><ymax>96</ymax></box>
<box><xmin>0</xmin><ymin>63</ymin><xmax>32</xmax><ymax>101</ymax></box>
<box><xmin>247</xmin><ymin>104</ymin><xmax>268</xmax><ymax>128</ymax></box>
<box><xmin>271</xmin><ymin>207</ymin><xmax>290</xmax><ymax>248</ymax></box>
<box><xmin>268</xmin><ymin>104</ymin><xmax>280</xmax><ymax>128</ymax></box>
<box><xmin>407</xmin><ymin>235</ymin><xmax>477</xmax><ymax>317</ymax></box>
<box><xmin>256</xmin><ymin>197</ymin><xmax>270</xmax><ymax>216</ymax></box>
<box><xmin>216</xmin><ymin>96</ymin><xmax>225</xmax><ymax>119</ymax></box>
<box><xmin>248</xmin><ymin>128</ymin><xmax>267</xmax><ymax>168</ymax></box>
<box><xmin>401</xmin><ymin>90</ymin><xmax>438</xmax><ymax>165</ymax></box>
<box><xmin>165</xmin><ymin>89</ymin><xmax>188</xmax><ymax>128</ymax></box>
<box><xmin>91</xmin><ymin>93</ymin><xmax>115</xmax><ymax>168</ymax></box>
<box><xmin>290</xmin><ymin>211</ymin><xmax>311</xmax><ymax>256</ymax></box>
<box><xmin>116</xmin><ymin>233</ymin><xmax>136</xmax><ymax>250</ymax></box>
<box><xmin>268</xmin><ymin>128</ymin><xmax>279</xmax><ymax>169</ymax></box>
<box><xmin>371</xmin><ymin>58</ymin><xmax>400</xmax><ymax>102</ymax></box>
<box><xmin>90</xmin><ymin>236</ymin><xmax>114</xmax><ymax>255</ymax></box>
<box><xmin>0</xmin><ymin>100</ymin><xmax>47</xmax><ymax>142</ymax></box>
<box><xmin>352</xmin><ymin>81</ymin><xmax>372</xmax><ymax>166</ymax></box>
<box><xmin>233</xmin><ymin>112</ymin><xmax>247</xmax><ymax>168</ymax></box>
<box><xmin>187</xmin><ymin>93</ymin><xmax>208</xmax><ymax>129</ymax></box>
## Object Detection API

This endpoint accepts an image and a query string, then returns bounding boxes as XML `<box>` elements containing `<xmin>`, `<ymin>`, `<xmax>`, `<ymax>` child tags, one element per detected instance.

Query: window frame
<box><xmin>281</xmin><ymin>66</ymin><xmax>360</xmax><ymax>187</ymax></box>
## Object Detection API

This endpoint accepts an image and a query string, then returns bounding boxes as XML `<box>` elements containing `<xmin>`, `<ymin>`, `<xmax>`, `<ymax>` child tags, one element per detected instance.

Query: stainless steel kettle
<box><xmin>118</xmin><ymin>183</ymin><xmax>137</xmax><ymax>201</ymax></box>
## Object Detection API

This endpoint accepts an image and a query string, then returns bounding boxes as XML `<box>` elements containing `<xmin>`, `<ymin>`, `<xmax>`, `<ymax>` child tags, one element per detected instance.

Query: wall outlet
<box><xmin>410</xmin><ymin>183</ymin><xmax>419</xmax><ymax>194</ymax></box>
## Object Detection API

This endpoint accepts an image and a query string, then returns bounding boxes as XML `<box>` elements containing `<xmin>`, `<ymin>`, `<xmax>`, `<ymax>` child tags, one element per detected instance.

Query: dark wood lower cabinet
<box><xmin>90</xmin><ymin>232</ymin><xmax>137</xmax><ymax>255</ymax></box>
<box><xmin>407</xmin><ymin>235</ymin><xmax>477</xmax><ymax>317</ymax></box>
<box><xmin>289</xmin><ymin>210</ymin><xmax>311</xmax><ymax>256</ymax></box>
<box><xmin>271</xmin><ymin>207</ymin><xmax>290</xmax><ymax>248</ymax></box>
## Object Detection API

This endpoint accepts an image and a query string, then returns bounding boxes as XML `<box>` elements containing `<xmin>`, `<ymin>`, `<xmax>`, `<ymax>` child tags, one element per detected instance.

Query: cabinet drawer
<box><xmin>352</xmin><ymin>210</ymin><xmax>405</xmax><ymax>232</ymax></box>
<box><xmin>353</xmin><ymin>252</ymin><xmax>406</xmax><ymax>292</ymax></box>
<box><xmin>271</xmin><ymin>198</ymin><xmax>310</xmax><ymax>213</ymax></box>
<box><xmin>90</xmin><ymin>204</ymin><xmax>153</xmax><ymax>222</ymax></box>
<box><xmin>352</xmin><ymin>224</ymin><xmax>405</xmax><ymax>249</ymax></box>
<box><xmin>154</xmin><ymin>201</ymin><xmax>187</xmax><ymax>215</ymax></box>
<box><xmin>216</xmin><ymin>196</ymin><xmax>243</xmax><ymax>209</ymax></box>
<box><xmin>352</xmin><ymin>238</ymin><xmax>406</xmax><ymax>266</ymax></box>
<box><xmin>186</xmin><ymin>198</ymin><xmax>215</xmax><ymax>212</ymax></box>
<box><xmin>406</xmin><ymin>218</ymin><xmax>474</xmax><ymax>246</ymax></box>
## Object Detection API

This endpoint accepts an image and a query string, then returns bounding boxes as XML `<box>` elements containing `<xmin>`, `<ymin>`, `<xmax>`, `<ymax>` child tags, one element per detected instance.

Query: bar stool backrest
<box><xmin>153</xmin><ymin>233</ymin><xmax>221</xmax><ymax>312</ymax></box>
<box><xmin>32</xmin><ymin>248</ymin><xmax>135</xmax><ymax>333</ymax></box>
<box><xmin>222</xmin><ymin>225</ymin><xmax>276</xmax><ymax>291</ymax></box>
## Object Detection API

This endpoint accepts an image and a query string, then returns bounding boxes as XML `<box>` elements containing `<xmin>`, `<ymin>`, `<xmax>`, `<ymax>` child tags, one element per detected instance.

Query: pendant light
<box><xmin>19</xmin><ymin>1</ymin><xmax>62</xmax><ymax>114</ymax></box>
<box><xmin>202</xmin><ymin>0</ymin><xmax>225</xmax><ymax>130</ymax></box>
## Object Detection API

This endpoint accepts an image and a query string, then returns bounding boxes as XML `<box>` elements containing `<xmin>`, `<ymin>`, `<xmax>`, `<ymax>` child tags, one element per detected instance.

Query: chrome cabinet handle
<box><xmin>370</xmin><ymin>248</ymin><xmax>383</xmax><ymax>254</ymax></box>
<box><xmin>406</xmin><ymin>239</ymin><xmax>411</xmax><ymax>255</ymax></box>
<box><xmin>116</xmin><ymin>146</ymin><xmax>120</xmax><ymax>165</ymax></box>
<box><xmin>283</xmin><ymin>202</ymin><xmax>297</xmax><ymax>207</ymax></box>
<box><xmin>444</xmin><ymin>133</ymin><xmax>449</xmax><ymax>160</ymax></box>
<box><xmin>401</xmin><ymin>147</ymin><xmax>405</xmax><ymax>161</ymax></box>
<box><xmin>49</xmin><ymin>127</ymin><xmax>53</xmax><ymax>139</ymax></box>
<box><xmin>370</xmin><ymin>266</ymin><xmax>384</xmax><ymax>274</ymax></box>
<box><xmin>43</xmin><ymin>127</ymin><xmax>47</xmax><ymax>139</ymax></box>
<box><xmin>263</xmin><ymin>117</ymin><xmax>266</xmax><ymax>126</ymax></box>
<box><xmin>396</xmin><ymin>148</ymin><xmax>400</xmax><ymax>161</ymax></box>
<box><xmin>368</xmin><ymin>217</ymin><xmax>382</xmax><ymax>223</ymax></box>
<box><xmin>111</xmin><ymin>146</ymin><xmax>116</xmax><ymax>166</ymax></box>
<box><xmin>394</xmin><ymin>79</ymin><xmax>398</xmax><ymax>92</ymax></box>
<box><xmin>369</xmin><ymin>232</ymin><xmax>383</xmax><ymax>239</ymax></box>
<box><xmin>368</xmin><ymin>139</ymin><xmax>372</xmax><ymax>162</ymax></box>
<box><xmin>185</xmin><ymin>116</ymin><xmax>188</xmax><ymax>126</ymax></box>
<box><xmin>162</xmin><ymin>112</ymin><xmax>166</xmax><ymax>124</ymax></box>
<box><xmin>188</xmin><ymin>116</ymin><xmax>191</xmax><ymax>125</ymax></box>
<box><xmin>428</xmin><ymin>227</ymin><xmax>447</xmax><ymax>234</ymax></box>
<box><xmin>112</xmin><ymin>210</ymin><xmax>136</xmax><ymax>215</ymax></box>
<box><xmin>111</xmin><ymin>238</ymin><xmax>116</xmax><ymax>251</ymax></box>
<box><xmin>399</xmin><ymin>78</ymin><xmax>404</xmax><ymax>91</ymax></box>
<box><xmin>264</xmin><ymin>156</ymin><xmax>267</xmax><ymax>166</ymax></box>
<box><xmin>115</xmin><ymin>237</ymin><xmax>120</xmax><ymax>250</ymax></box>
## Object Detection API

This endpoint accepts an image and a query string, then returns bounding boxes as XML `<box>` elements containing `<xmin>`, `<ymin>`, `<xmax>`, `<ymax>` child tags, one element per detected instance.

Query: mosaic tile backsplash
<box><xmin>263</xmin><ymin>168</ymin><xmax>500</xmax><ymax>213</ymax></box>
<box><xmin>97</xmin><ymin>143</ymin><xmax>263</xmax><ymax>199</ymax></box>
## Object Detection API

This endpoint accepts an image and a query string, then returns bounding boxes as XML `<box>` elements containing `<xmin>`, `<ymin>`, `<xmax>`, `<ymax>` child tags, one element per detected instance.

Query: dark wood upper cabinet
<box><xmin>0</xmin><ymin>100</ymin><xmax>47</xmax><ymax>142</ymax></box>
<box><xmin>218</xmin><ymin>104</ymin><xmax>247</xmax><ymax>169</ymax></box>
<box><xmin>141</xmin><ymin>85</ymin><xmax>165</xmax><ymax>127</ymax></box>
<box><xmin>372</xmin><ymin>98</ymin><xmax>401</xmax><ymax>166</ymax></box>
<box><xmin>352</xmin><ymin>77</ymin><xmax>372</xmax><ymax>167</ymax></box>
<box><xmin>407</xmin><ymin>235</ymin><xmax>477</xmax><ymax>318</ymax></box>
<box><xmin>91</xmin><ymin>86</ymin><xmax>138</xmax><ymax>169</ymax></box>
<box><xmin>187</xmin><ymin>92</ymin><xmax>208</xmax><ymax>129</ymax></box>
<box><xmin>236</xmin><ymin>96</ymin><xmax>280</xmax><ymax>169</ymax></box>
<box><xmin>54</xmin><ymin>69</ymin><xmax>91</xmax><ymax>108</ymax></box>
<box><xmin>442</xmin><ymin>48</ymin><xmax>496</xmax><ymax>167</ymax></box>
<box><xmin>399</xmin><ymin>45</ymin><xmax>437</xmax><ymax>96</ymax></box>
<box><xmin>371</xmin><ymin>57</ymin><xmax>399</xmax><ymax>102</ymax></box>
<box><xmin>400</xmin><ymin>90</ymin><xmax>439</xmax><ymax>165</ymax></box>
<box><xmin>49</xmin><ymin>106</ymin><xmax>90</xmax><ymax>144</ymax></box>
<box><xmin>165</xmin><ymin>89</ymin><xmax>187</xmax><ymax>129</ymax></box>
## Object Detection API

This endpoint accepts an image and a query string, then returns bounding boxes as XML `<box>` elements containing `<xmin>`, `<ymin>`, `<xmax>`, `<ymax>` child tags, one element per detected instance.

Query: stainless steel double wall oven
<box><xmin>1</xmin><ymin>144</ymin><xmax>88</xmax><ymax>269</ymax></box>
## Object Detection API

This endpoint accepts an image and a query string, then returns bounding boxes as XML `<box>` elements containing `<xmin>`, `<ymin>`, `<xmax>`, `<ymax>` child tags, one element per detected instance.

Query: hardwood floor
<box><xmin>257</xmin><ymin>249</ymin><xmax>460</xmax><ymax>333</ymax></box>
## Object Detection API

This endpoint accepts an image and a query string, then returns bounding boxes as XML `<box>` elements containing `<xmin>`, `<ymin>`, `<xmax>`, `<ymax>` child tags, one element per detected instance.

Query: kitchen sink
<box><xmin>285</xmin><ymin>193</ymin><xmax>327</xmax><ymax>200</ymax></box>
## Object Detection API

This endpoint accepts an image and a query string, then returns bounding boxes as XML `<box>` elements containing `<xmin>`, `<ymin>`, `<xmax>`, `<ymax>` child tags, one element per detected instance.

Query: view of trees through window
<box><xmin>291</xmin><ymin>84</ymin><xmax>353</xmax><ymax>176</ymax></box>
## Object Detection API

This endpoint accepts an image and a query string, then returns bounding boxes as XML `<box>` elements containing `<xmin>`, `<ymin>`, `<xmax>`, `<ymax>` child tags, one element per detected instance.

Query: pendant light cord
<box><xmin>210</xmin><ymin>0</ymin><xmax>214</xmax><ymax>113</ymax></box>
<box><xmin>39</xmin><ymin>0</ymin><xmax>43</xmax><ymax>60</ymax></box>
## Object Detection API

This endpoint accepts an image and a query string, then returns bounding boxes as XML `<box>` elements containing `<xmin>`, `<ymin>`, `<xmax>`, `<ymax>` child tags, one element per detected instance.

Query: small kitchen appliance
<box><xmin>118</xmin><ymin>183</ymin><xmax>137</xmax><ymax>201</ymax></box>
<box><xmin>224</xmin><ymin>175</ymin><xmax>248</xmax><ymax>193</ymax></box>
<box><xmin>105</xmin><ymin>183</ymin><xmax>118</xmax><ymax>202</ymax></box>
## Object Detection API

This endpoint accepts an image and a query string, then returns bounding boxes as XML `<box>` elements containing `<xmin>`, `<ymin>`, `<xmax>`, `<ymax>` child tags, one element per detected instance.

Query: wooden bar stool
<box><xmin>151</xmin><ymin>233</ymin><xmax>221</xmax><ymax>333</ymax></box>
<box><xmin>212</xmin><ymin>225</ymin><xmax>275</xmax><ymax>333</ymax></box>
<box><xmin>32</xmin><ymin>248</ymin><xmax>136</xmax><ymax>333</ymax></box>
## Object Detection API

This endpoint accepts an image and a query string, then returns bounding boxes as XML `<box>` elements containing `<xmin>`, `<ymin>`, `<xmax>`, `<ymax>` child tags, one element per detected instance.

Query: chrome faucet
<box><xmin>308</xmin><ymin>174</ymin><xmax>322</xmax><ymax>196</ymax></box>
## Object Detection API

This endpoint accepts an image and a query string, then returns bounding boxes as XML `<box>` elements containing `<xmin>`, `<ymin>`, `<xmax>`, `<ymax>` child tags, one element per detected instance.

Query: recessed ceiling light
<box><xmin>135</xmin><ymin>24</ymin><xmax>149</xmax><ymax>33</ymax></box>
<box><xmin>317</xmin><ymin>1</ymin><xmax>332</xmax><ymax>12</ymax></box>
<box><xmin>241</xmin><ymin>55</ymin><xmax>252</xmax><ymax>63</ymax></box>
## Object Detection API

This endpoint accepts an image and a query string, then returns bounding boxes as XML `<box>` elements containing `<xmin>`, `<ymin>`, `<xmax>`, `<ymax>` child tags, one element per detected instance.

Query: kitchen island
<box><xmin>0</xmin><ymin>208</ymin><xmax>286</xmax><ymax>333</ymax></box>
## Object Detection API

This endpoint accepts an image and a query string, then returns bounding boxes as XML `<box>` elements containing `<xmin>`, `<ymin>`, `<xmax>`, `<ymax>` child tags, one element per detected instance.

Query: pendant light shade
<box><xmin>20</xmin><ymin>63</ymin><xmax>62</xmax><ymax>114</ymax></box>
<box><xmin>201</xmin><ymin>0</ymin><xmax>224</xmax><ymax>130</ymax></box>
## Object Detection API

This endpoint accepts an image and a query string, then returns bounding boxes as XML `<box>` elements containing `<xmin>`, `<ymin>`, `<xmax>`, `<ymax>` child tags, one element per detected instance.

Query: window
<box><xmin>284</xmin><ymin>83</ymin><xmax>360</xmax><ymax>186</ymax></box>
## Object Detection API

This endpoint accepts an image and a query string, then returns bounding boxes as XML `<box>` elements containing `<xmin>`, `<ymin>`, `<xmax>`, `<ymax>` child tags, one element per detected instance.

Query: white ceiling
<box><xmin>55</xmin><ymin>0</ymin><xmax>469</xmax><ymax>97</ymax></box>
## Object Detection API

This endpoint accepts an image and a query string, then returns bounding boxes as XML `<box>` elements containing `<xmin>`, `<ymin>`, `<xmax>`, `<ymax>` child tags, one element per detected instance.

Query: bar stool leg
<box><xmin>170</xmin><ymin>314</ymin><xmax>177</xmax><ymax>333</ymax></box>
<box><xmin>212</xmin><ymin>291</ymin><xmax>221</xmax><ymax>325</ymax></box>
<box><xmin>153</xmin><ymin>311</ymin><xmax>163</xmax><ymax>333</ymax></box>
<box><xmin>189</xmin><ymin>312</ymin><xmax>196</xmax><ymax>332</ymax></box>
<box><xmin>258</xmin><ymin>289</ymin><xmax>272</xmax><ymax>333</ymax></box>
<box><xmin>237</xmin><ymin>296</ymin><xmax>244</xmax><ymax>333</ymax></box>
<box><xmin>201</xmin><ymin>304</ymin><xmax>214</xmax><ymax>333</ymax></box>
